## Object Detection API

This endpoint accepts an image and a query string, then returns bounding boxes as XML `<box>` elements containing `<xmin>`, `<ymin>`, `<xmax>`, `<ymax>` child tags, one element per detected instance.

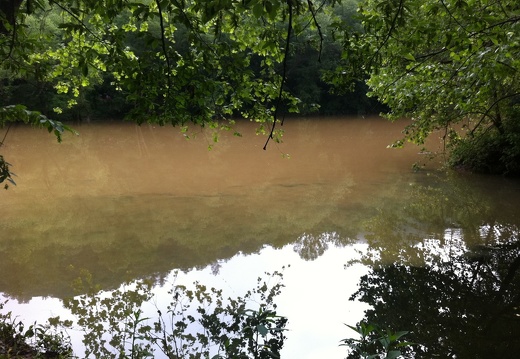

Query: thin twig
<box><xmin>469</xmin><ymin>15</ymin><xmax>520</xmax><ymax>37</ymax></box>
<box><xmin>470</xmin><ymin>92</ymin><xmax>520</xmax><ymax>136</ymax></box>
<box><xmin>307</xmin><ymin>0</ymin><xmax>323</xmax><ymax>62</ymax></box>
<box><xmin>48</xmin><ymin>0</ymin><xmax>104</xmax><ymax>43</ymax></box>
<box><xmin>439</xmin><ymin>0</ymin><xmax>468</xmax><ymax>33</ymax></box>
<box><xmin>0</xmin><ymin>123</ymin><xmax>12</xmax><ymax>147</ymax></box>
<box><xmin>367</xmin><ymin>0</ymin><xmax>405</xmax><ymax>68</ymax></box>
<box><xmin>263</xmin><ymin>0</ymin><xmax>293</xmax><ymax>150</ymax></box>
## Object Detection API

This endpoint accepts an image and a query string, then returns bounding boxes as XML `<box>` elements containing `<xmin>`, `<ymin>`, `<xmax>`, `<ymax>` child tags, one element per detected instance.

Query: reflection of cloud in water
<box><xmin>2</xmin><ymin>243</ymin><xmax>371</xmax><ymax>359</ymax></box>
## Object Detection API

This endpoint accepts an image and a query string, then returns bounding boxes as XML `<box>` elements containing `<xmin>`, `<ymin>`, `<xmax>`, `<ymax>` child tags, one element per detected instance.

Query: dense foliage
<box><xmin>0</xmin><ymin>300</ymin><xmax>73</xmax><ymax>358</ymax></box>
<box><xmin>339</xmin><ymin>0</ymin><xmax>520</xmax><ymax>174</ymax></box>
<box><xmin>0</xmin><ymin>0</ymin><xmax>376</xmax><ymax>187</ymax></box>
<box><xmin>0</xmin><ymin>0</ymin><xmax>377</xmax><ymax>119</ymax></box>
<box><xmin>2</xmin><ymin>0</ymin><xmax>520</xmax><ymax>180</ymax></box>
<box><xmin>0</xmin><ymin>1</ymin><xmax>371</xmax><ymax>126</ymax></box>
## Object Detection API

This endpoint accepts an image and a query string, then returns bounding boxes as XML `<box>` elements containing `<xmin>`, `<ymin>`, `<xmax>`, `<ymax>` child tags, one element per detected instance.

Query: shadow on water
<box><xmin>1</xmin><ymin>117</ymin><xmax>520</xmax><ymax>357</ymax></box>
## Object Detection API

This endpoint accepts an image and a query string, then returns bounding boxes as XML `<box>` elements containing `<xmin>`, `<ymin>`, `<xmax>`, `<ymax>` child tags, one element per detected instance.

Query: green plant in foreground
<box><xmin>340</xmin><ymin>321</ymin><xmax>412</xmax><ymax>359</ymax></box>
<box><xmin>0</xmin><ymin>155</ymin><xmax>16</xmax><ymax>190</ymax></box>
<box><xmin>0</xmin><ymin>300</ymin><xmax>73</xmax><ymax>358</ymax></box>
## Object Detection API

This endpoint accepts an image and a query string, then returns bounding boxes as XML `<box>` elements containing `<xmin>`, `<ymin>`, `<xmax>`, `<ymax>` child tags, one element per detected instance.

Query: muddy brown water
<box><xmin>1</xmin><ymin>117</ymin><xmax>430</xmax><ymax>298</ymax></box>
<box><xmin>1</xmin><ymin>117</ymin><xmax>519</xmax><ymax>358</ymax></box>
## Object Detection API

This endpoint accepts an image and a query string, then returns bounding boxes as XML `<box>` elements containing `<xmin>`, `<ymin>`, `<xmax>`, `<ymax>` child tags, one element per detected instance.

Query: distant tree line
<box><xmin>0</xmin><ymin>0</ymin><xmax>381</xmax><ymax>125</ymax></box>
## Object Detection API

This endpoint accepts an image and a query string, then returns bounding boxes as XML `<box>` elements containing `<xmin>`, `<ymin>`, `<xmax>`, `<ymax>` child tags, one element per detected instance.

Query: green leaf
<box><xmin>404</xmin><ymin>53</ymin><xmax>415</xmax><ymax>61</ymax></box>
<box><xmin>24</xmin><ymin>327</ymin><xmax>35</xmax><ymax>338</ymax></box>
<box><xmin>252</xmin><ymin>2</ymin><xmax>264</xmax><ymax>18</ymax></box>
<box><xmin>385</xmin><ymin>350</ymin><xmax>402</xmax><ymax>359</ymax></box>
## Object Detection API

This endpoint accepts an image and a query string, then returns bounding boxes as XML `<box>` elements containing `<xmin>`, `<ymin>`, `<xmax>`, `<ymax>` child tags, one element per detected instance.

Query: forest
<box><xmin>1</xmin><ymin>0</ymin><xmax>520</xmax><ymax>183</ymax></box>
<box><xmin>1</xmin><ymin>0</ymin><xmax>379</xmax><ymax>121</ymax></box>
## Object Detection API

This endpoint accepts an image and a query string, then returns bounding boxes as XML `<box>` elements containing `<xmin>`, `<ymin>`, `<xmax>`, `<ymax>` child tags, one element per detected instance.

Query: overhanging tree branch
<box><xmin>263</xmin><ymin>0</ymin><xmax>293</xmax><ymax>150</ymax></box>
<box><xmin>278</xmin><ymin>1</ymin><xmax>295</xmax><ymax>127</ymax></box>
<box><xmin>368</xmin><ymin>0</ymin><xmax>405</xmax><ymax>68</ymax></box>
<box><xmin>470</xmin><ymin>91</ymin><xmax>520</xmax><ymax>136</ymax></box>
<box><xmin>439</xmin><ymin>0</ymin><xmax>469</xmax><ymax>34</ymax></box>
<box><xmin>307</xmin><ymin>0</ymin><xmax>323</xmax><ymax>62</ymax></box>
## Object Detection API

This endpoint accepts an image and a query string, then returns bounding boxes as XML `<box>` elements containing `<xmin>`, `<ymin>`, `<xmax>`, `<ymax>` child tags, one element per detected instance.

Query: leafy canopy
<box><xmin>337</xmin><ymin>0</ymin><xmax>520</xmax><ymax>173</ymax></box>
<box><xmin>1</xmin><ymin>0</ymin><xmax>342</xmax><ymax>134</ymax></box>
<box><xmin>3</xmin><ymin>0</ymin><xmax>520</xmax><ymax>181</ymax></box>
<box><xmin>0</xmin><ymin>0</ymin><xmax>343</xmax><ymax>187</ymax></box>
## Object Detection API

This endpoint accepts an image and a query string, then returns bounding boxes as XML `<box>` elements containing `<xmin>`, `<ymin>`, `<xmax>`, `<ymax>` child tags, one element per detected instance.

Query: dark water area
<box><xmin>1</xmin><ymin>117</ymin><xmax>519</xmax><ymax>358</ymax></box>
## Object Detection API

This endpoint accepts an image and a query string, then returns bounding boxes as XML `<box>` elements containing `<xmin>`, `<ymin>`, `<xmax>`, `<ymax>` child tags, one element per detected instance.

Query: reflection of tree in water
<box><xmin>350</xmin><ymin>223</ymin><xmax>520</xmax><ymax>358</ymax></box>
<box><xmin>210</xmin><ymin>260</ymin><xmax>223</xmax><ymax>275</ymax></box>
<box><xmin>342</xmin><ymin>173</ymin><xmax>520</xmax><ymax>358</ymax></box>
<box><xmin>293</xmin><ymin>231</ymin><xmax>354</xmax><ymax>261</ymax></box>
<box><xmin>359</xmin><ymin>181</ymin><xmax>495</xmax><ymax>266</ymax></box>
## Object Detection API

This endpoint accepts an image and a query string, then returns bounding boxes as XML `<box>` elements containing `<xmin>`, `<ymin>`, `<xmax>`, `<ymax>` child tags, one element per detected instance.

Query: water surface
<box><xmin>1</xmin><ymin>117</ymin><xmax>519</xmax><ymax>358</ymax></box>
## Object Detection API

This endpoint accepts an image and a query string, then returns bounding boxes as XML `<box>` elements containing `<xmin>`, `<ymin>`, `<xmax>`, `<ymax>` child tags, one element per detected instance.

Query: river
<box><xmin>1</xmin><ymin>117</ymin><xmax>519</xmax><ymax>358</ymax></box>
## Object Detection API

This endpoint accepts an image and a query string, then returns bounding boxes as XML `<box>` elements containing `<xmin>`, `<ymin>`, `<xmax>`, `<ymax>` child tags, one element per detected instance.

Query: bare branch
<box><xmin>470</xmin><ymin>92</ymin><xmax>520</xmax><ymax>136</ymax></box>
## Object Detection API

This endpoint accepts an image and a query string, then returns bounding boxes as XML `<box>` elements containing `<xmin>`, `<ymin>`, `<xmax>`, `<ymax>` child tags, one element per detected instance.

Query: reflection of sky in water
<box><xmin>2</xmin><ymin>243</ymin><xmax>370</xmax><ymax>359</ymax></box>
<box><xmin>3</xmin><ymin>120</ymin><xmax>519</xmax><ymax>357</ymax></box>
<box><xmin>3</xmin><ymin>224</ymin><xmax>519</xmax><ymax>358</ymax></box>
<box><xmin>417</xmin><ymin>228</ymin><xmax>468</xmax><ymax>265</ymax></box>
